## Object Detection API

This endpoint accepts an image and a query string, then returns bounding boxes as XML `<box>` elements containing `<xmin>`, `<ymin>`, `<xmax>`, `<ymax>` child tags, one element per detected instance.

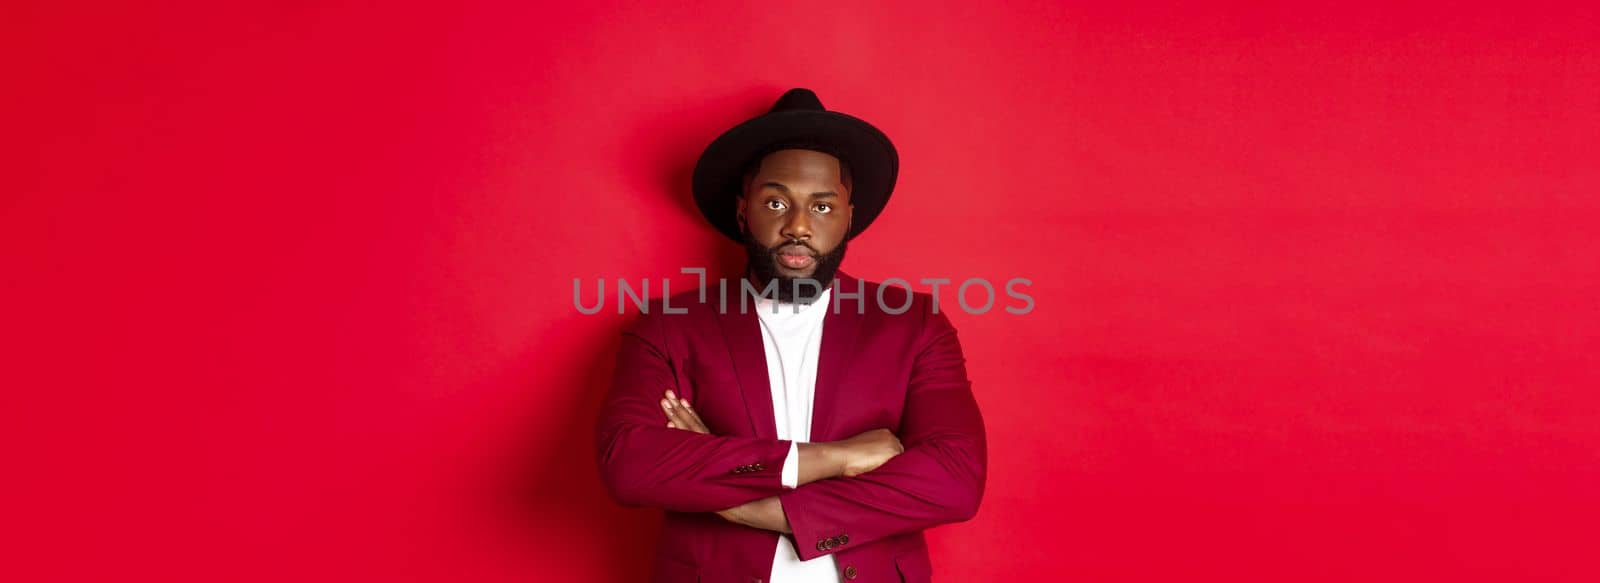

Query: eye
<box><xmin>765</xmin><ymin>199</ymin><xmax>787</xmax><ymax>211</ymax></box>
<box><xmin>814</xmin><ymin>203</ymin><xmax>831</xmax><ymax>213</ymax></box>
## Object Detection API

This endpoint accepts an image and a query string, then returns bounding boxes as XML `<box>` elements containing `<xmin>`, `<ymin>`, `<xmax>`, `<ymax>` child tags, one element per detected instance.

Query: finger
<box><xmin>665</xmin><ymin>398</ymin><xmax>691</xmax><ymax>422</ymax></box>
<box><xmin>666</xmin><ymin>400</ymin><xmax>700</xmax><ymax>433</ymax></box>
<box><xmin>678</xmin><ymin>398</ymin><xmax>704</xmax><ymax>429</ymax></box>
<box><xmin>678</xmin><ymin>399</ymin><xmax>711</xmax><ymax>434</ymax></box>
<box><xmin>662</xmin><ymin>398</ymin><xmax>685</xmax><ymax>425</ymax></box>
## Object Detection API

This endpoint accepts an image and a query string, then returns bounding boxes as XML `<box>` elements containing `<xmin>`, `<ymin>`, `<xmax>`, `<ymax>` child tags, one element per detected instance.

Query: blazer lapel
<box><xmin>716</xmin><ymin>302</ymin><xmax>777</xmax><ymax>439</ymax></box>
<box><xmin>811</xmin><ymin>272</ymin><xmax>865</xmax><ymax>442</ymax></box>
<box><xmin>715</xmin><ymin>272</ymin><xmax>866</xmax><ymax>442</ymax></box>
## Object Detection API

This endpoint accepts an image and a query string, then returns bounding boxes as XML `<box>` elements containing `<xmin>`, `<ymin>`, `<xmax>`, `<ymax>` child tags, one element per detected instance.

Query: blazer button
<box><xmin>838</xmin><ymin>534</ymin><xmax>848</xmax><ymax>545</ymax></box>
<box><xmin>843</xmin><ymin>565</ymin><xmax>858</xmax><ymax>580</ymax></box>
<box><xmin>816</xmin><ymin>540</ymin><xmax>828</xmax><ymax>551</ymax></box>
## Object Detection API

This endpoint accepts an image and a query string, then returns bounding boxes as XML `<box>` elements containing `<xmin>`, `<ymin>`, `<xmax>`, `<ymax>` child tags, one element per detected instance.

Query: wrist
<box><xmin>817</xmin><ymin>441</ymin><xmax>849</xmax><ymax>478</ymax></box>
<box><xmin>716</xmin><ymin>504</ymin><xmax>747</xmax><ymax>525</ymax></box>
<box><xmin>796</xmin><ymin>441</ymin><xmax>853</xmax><ymax>482</ymax></box>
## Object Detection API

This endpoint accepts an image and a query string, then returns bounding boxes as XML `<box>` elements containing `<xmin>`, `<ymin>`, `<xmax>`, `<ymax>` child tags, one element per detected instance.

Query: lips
<box><xmin>776</xmin><ymin>245</ymin><xmax>816</xmax><ymax>269</ymax></box>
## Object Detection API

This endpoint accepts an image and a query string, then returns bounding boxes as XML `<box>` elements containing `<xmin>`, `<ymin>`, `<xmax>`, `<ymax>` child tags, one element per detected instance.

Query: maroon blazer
<box><xmin>595</xmin><ymin>272</ymin><xmax>988</xmax><ymax>583</ymax></box>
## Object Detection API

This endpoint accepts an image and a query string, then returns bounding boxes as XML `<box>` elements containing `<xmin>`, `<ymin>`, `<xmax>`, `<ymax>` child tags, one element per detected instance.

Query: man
<box><xmin>595</xmin><ymin>88</ymin><xmax>987</xmax><ymax>583</ymax></box>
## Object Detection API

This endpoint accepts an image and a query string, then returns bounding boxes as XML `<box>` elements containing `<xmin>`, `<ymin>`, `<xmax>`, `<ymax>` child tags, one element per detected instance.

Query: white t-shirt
<box><xmin>752</xmin><ymin>288</ymin><xmax>841</xmax><ymax>583</ymax></box>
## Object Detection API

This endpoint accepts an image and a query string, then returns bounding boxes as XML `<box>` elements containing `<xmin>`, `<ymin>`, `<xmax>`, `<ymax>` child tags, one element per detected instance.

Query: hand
<box><xmin>833</xmin><ymin>428</ymin><xmax>904</xmax><ymax>477</ymax></box>
<box><xmin>661</xmin><ymin>390</ymin><xmax>711</xmax><ymax>434</ymax></box>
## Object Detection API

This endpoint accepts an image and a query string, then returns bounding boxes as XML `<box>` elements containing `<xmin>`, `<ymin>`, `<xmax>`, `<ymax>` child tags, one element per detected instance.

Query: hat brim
<box><xmin>692</xmin><ymin>109</ymin><xmax>898</xmax><ymax>242</ymax></box>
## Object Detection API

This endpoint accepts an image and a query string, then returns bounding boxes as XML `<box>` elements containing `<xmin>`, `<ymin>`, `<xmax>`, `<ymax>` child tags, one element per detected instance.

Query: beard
<box><xmin>741</xmin><ymin>230</ymin><xmax>848</xmax><ymax>304</ymax></box>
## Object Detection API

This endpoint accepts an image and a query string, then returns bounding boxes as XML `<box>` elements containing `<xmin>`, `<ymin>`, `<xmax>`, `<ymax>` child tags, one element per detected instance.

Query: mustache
<box><xmin>741</xmin><ymin>231</ymin><xmax>849</xmax><ymax>303</ymax></box>
<box><xmin>773</xmin><ymin>241</ymin><xmax>818</xmax><ymax>255</ymax></box>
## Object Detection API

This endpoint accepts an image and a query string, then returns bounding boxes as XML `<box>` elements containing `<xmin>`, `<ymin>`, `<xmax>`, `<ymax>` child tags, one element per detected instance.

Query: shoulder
<box><xmin>619</xmin><ymin>287</ymin><xmax>720</xmax><ymax>340</ymax></box>
<box><xmin>836</xmin><ymin>275</ymin><xmax>957</xmax><ymax>336</ymax></box>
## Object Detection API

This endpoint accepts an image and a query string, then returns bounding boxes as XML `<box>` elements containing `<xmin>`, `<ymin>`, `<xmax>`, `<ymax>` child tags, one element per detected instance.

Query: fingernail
<box><xmin>662</xmin><ymin>399</ymin><xmax>673</xmax><ymax>409</ymax></box>
<box><xmin>666</xmin><ymin>390</ymin><xmax>676</xmax><ymax>399</ymax></box>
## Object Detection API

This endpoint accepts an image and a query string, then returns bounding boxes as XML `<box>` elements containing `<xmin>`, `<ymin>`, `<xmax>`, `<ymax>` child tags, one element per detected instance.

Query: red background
<box><xmin>6</xmin><ymin>2</ymin><xmax>1598</xmax><ymax>581</ymax></box>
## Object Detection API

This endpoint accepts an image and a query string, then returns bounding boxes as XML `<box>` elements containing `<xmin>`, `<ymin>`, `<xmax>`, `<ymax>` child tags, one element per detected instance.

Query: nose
<box><xmin>781</xmin><ymin>209</ymin><xmax>812</xmax><ymax>242</ymax></box>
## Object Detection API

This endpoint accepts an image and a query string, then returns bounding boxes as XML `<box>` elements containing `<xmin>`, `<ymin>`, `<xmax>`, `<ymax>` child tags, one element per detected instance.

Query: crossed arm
<box><xmin>659</xmin><ymin>391</ymin><xmax>904</xmax><ymax>533</ymax></box>
<box><xmin>661</xmin><ymin>391</ymin><xmax>796</xmax><ymax>532</ymax></box>
<box><xmin>594</xmin><ymin>309</ymin><xmax>986</xmax><ymax>560</ymax></box>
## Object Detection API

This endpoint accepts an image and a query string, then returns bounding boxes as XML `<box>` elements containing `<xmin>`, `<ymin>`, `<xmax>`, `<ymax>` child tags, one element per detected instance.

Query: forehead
<box><xmin>753</xmin><ymin>149</ymin><xmax>845</xmax><ymax>185</ymax></box>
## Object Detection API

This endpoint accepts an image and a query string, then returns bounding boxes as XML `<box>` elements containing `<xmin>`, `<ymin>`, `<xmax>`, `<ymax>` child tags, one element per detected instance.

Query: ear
<box><xmin>734</xmin><ymin>196</ymin><xmax>747</xmax><ymax>233</ymax></box>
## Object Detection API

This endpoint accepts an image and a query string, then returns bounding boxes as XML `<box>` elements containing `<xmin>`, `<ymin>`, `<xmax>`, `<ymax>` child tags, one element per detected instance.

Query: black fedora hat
<box><xmin>692</xmin><ymin>88</ymin><xmax>898</xmax><ymax>242</ymax></box>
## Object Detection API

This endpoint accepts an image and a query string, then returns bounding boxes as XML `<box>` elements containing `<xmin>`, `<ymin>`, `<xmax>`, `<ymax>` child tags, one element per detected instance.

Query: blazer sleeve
<box><xmin>594</xmin><ymin>311</ymin><xmax>796</xmax><ymax>513</ymax></box>
<box><xmin>777</xmin><ymin>306</ymin><xmax>988</xmax><ymax>560</ymax></box>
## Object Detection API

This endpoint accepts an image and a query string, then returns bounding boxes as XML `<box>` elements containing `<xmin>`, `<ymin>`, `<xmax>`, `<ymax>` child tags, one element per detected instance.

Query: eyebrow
<box><xmin>758</xmin><ymin>181</ymin><xmax>839</xmax><ymax>199</ymax></box>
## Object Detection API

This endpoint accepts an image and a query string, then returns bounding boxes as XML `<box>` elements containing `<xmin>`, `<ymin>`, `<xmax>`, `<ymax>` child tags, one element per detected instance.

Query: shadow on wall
<box><xmin>490</xmin><ymin>89</ymin><xmax>777</xmax><ymax>580</ymax></box>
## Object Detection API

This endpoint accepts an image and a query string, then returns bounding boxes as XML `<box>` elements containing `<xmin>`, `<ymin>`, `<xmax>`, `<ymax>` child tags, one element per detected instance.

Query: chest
<box><xmin>675</xmin><ymin>323</ymin><xmax>919</xmax><ymax>441</ymax></box>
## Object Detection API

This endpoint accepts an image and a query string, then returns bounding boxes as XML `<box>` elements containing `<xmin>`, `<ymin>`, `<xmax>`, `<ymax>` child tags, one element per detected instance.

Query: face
<box><xmin>736</xmin><ymin>148</ymin><xmax>854</xmax><ymax>301</ymax></box>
